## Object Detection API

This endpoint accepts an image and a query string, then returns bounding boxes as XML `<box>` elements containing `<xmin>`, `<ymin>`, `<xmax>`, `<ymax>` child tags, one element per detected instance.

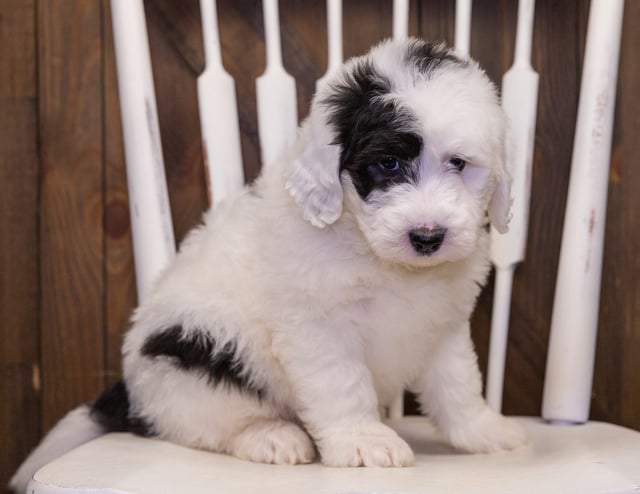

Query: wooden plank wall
<box><xmin>1</xmin><ymin>0</ymin><xmax>639</xmax><ymax>489</ymax></box>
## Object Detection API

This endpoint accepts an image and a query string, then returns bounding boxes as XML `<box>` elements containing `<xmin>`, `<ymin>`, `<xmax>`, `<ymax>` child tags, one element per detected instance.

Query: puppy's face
<box><xmin>286</xmin><ymin>39</ymin><xmax>510</xmax><ymax>268</ymax></box>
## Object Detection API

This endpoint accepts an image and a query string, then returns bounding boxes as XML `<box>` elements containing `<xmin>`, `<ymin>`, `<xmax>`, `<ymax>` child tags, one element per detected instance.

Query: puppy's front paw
<box><xmin>447</xmin><ymin>408</ymin><xmax>529</xmax><ymax>453</ymax></box>
<box><xmin>319</xmin><ymin>422</ymin><xmax>414</xmax><ymax>467</ymax></box>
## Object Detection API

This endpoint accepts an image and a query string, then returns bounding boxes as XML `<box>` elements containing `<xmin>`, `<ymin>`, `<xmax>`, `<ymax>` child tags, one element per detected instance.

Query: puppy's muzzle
<box><xmin>408</xmin><ymin>227</ymin><xmax>447</xmax><ymax>256</ymax></box>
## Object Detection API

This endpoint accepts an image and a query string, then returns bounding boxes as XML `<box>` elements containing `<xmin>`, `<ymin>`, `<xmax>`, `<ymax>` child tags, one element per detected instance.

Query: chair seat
<box><xmin>29</xmin><ymin>416</ymin><xmax>640</xmax><ymax>494</ymax></box>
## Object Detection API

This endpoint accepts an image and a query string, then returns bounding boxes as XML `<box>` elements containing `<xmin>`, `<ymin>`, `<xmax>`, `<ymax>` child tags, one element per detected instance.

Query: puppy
<box><xmin>11</xmin><ymin>38</ymin><xmax>526</xmax><ymax>491</ymax></box>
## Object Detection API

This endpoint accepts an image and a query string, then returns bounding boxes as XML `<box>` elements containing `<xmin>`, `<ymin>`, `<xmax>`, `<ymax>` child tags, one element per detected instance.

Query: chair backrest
<box><xmin>110</xmin><ymin>0</ymin><xmax>625</xmax><ymax>424</ymax></box>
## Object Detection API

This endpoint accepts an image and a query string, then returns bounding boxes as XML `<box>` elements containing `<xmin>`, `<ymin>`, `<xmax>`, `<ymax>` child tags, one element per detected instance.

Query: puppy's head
<box><xmin>286</xmin><ymin>38</ymin><xmax>511</xmax><ymax>267</ymax></box>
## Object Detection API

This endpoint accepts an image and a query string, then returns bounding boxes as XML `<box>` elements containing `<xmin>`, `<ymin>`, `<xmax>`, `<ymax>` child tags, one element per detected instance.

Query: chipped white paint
<box><xmin>111</xmin><ymin>0</ymin><xmax>176</xmax><ymax>302</ymax></box>
<box><xmin>487</xmin><ymin>0</ymin><xmax>538</xmax><ymax>412</ymax></box>
<box><xmin>197</xmin><ymin>0</ymin><xmax>245</xmax><ymax>206</ymax></box>
<box><xmin>256</xmin><ymin>0</ymin><xmax>298</xmax><ymax>168</ymax></box>
<box><xmin>454</xmin><ymin>0</ymin><xmax>472</xmax><ymax>57</ymax></box>
<box><xmin>543</xmin><ymin>0</ymin><xmax>625</xmax><ymax>424</ymax></box>
<box><xmin>316</xmin><ymin>0</ymin><xmax>343</xmax><ymax>92</ymax></box>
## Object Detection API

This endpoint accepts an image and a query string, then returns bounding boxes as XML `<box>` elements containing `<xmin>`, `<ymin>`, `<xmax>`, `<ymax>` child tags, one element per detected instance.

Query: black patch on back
<box><xmin>322</xmin><ymin>60</ymin><xmax>423</xmax><ymax>200</ymax></box>
<box><xmin>141</xmin><ymin>325</ymin><xmax>263</xmax><ymax>398</ymax></box>
<box><xmin>90</xmin><ymin>380</ymin><xmax>155</xmax><ymax>437</ymax></box>
<box><xmin>405</xmin><ymin>39</ymin><xmax>468</xmax><ymax>75</ymax></box>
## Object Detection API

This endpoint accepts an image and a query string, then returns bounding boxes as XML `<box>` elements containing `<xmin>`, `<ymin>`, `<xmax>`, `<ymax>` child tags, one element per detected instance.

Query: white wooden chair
<box><xmin>27</xmin><ymin>0</ymin><xmax>640</xmax><ymax>493</ymax></box>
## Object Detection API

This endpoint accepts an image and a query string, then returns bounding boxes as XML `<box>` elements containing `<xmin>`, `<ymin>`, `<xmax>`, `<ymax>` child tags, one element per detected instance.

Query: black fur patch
<box><xmin>405</xmin><ymin>39</ymin><xmax>468</xmax><ymax>75</ymax></box>
<box><xmin>141</xmin><ymin>325</ymin><xmax>263</xmax><ymax>398</ymax></box>
<box><xmin>322</xmin><ymin>60</ymin><xmax>423</xmax><ymax>200</ymax></box>
<box><xmin>90</xmin><ymin>380</ymin><xmax>155</xmax><ymax>437</ymax></box>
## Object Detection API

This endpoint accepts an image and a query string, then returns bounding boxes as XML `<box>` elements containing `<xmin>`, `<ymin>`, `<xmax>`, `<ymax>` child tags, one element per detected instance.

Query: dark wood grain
<box><xmin>343</xmin><ymin>0</ymin><xmax>393</xmax><ymax>59</ymax></box>
<box><xmin>280</xmin><ymin>0</ymin><xmax>327</xmax><ymax>122</ymax></box>
<box><xmin>216</xmin><ymin>0</ymin><xmax>268</xmax><ymax>183</ymax></box>
<box><xmin>0</xmin><ymin>1</ymin><xmax>41</xmax><ymax>488</ymax></box>
<box><xmin>417</xmin><ymin>0</ymin><xmax>455</xmax><ymax>46</ymax></box>
<box><xmin>592</xmin><ymin>0</ymin><xmax>640</xmax><ymax>429</ymax></box>
<box><xmin>38</xmin><ymin>0</ymin><xmax>106</xmax><ymax>430</ymax></box>
<box><xmin>144</xmin><ymin>0</ymin><xmax>205</xmax><ymax>75</ymax></box>
<box><xmin>145</xmin><ymin>0</ymin><xmax>208</xmax><ymax>243</ymax></box>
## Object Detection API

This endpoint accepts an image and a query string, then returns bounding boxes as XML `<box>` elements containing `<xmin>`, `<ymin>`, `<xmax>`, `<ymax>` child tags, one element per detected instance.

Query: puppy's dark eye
<box><xmin>377</xmin><ymin>157</ymin><xmax>401</xmax><ymax>173</ymax></box>
<box><xmin>448</xmin><ymin>157</ymin><xmax>466</xmax><ymax>172</ymax></box>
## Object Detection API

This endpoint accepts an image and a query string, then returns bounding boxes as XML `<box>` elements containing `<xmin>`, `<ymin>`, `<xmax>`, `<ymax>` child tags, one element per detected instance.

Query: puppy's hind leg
<box><xmin>227</xmin><ymin>418</ymin><xmax>316</xmax><ymax>465</ymax></box>
<box><xmin>127</xmin><ymin>327</ymin><xmax>315</xmax><ymax>465</ymax></box>
<box><xmin>131</xmin><ymin>364</ymin><xmax>316</xmax><ymax>464</ymax></box>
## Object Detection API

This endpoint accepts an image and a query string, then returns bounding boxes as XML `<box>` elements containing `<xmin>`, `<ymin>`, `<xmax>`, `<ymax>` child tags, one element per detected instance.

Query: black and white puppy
<box><xmin>12</xmin><ymin>38</ymin><xmax>526</xmax><ymax>491</ymax></box>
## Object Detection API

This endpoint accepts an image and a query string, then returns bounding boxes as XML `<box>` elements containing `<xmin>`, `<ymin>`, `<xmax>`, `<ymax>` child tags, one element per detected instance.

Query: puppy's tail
<box><xmin>9</xmin><ymin>380</ymin><xmax>146</xmax><ymax>493</ymax></box>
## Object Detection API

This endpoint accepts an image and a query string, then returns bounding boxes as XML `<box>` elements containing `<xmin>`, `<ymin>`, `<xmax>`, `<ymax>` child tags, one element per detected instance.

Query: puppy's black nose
<box><xmin>409</xmin><ymin>227</ymin><xmax>447</xmax><ymax>255</ymax></box>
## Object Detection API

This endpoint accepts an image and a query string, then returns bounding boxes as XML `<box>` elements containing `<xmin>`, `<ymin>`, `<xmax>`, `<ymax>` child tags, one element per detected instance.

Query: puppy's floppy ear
<box><xmin>488</xmin><ymin>141</ymin><xmax>513</xmax><ymax>234</ymax></box>
<box><xmin>285</xmin><ymin>104</ymin><xmax>343</xmax><ymax>229</ymax></box>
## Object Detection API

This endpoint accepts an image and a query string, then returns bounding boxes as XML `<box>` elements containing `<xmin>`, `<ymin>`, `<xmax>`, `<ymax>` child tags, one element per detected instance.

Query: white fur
<box><xmin>123</xmin><ymin>39</ymin><xmax>523</xmax><ymax>466</ymax></box>
<box><xmin>11</xmin><ymin>39</ymin><xmax>526</xmax><ymax>491</ymax></box>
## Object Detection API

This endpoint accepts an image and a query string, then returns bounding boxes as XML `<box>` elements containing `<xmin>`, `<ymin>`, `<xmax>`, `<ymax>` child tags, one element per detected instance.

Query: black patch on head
<box><xmin>405</xmin><ymin>39</ymin><xmax>468</xmax><ymax>75</ymax></box>
<box><xmin>322</xmin><ymin>60</ymin><xmax>423</xmax><ymax>200</ymax></box>
<box><xmin>141</xmin><ymin>325</ymin><xmax>264</xmax><ymax>398</ymax></box>
<box><xmin>90</xmin><ymin>380</ymin><xmax>155</xmax><ymax>437</ymax></box>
